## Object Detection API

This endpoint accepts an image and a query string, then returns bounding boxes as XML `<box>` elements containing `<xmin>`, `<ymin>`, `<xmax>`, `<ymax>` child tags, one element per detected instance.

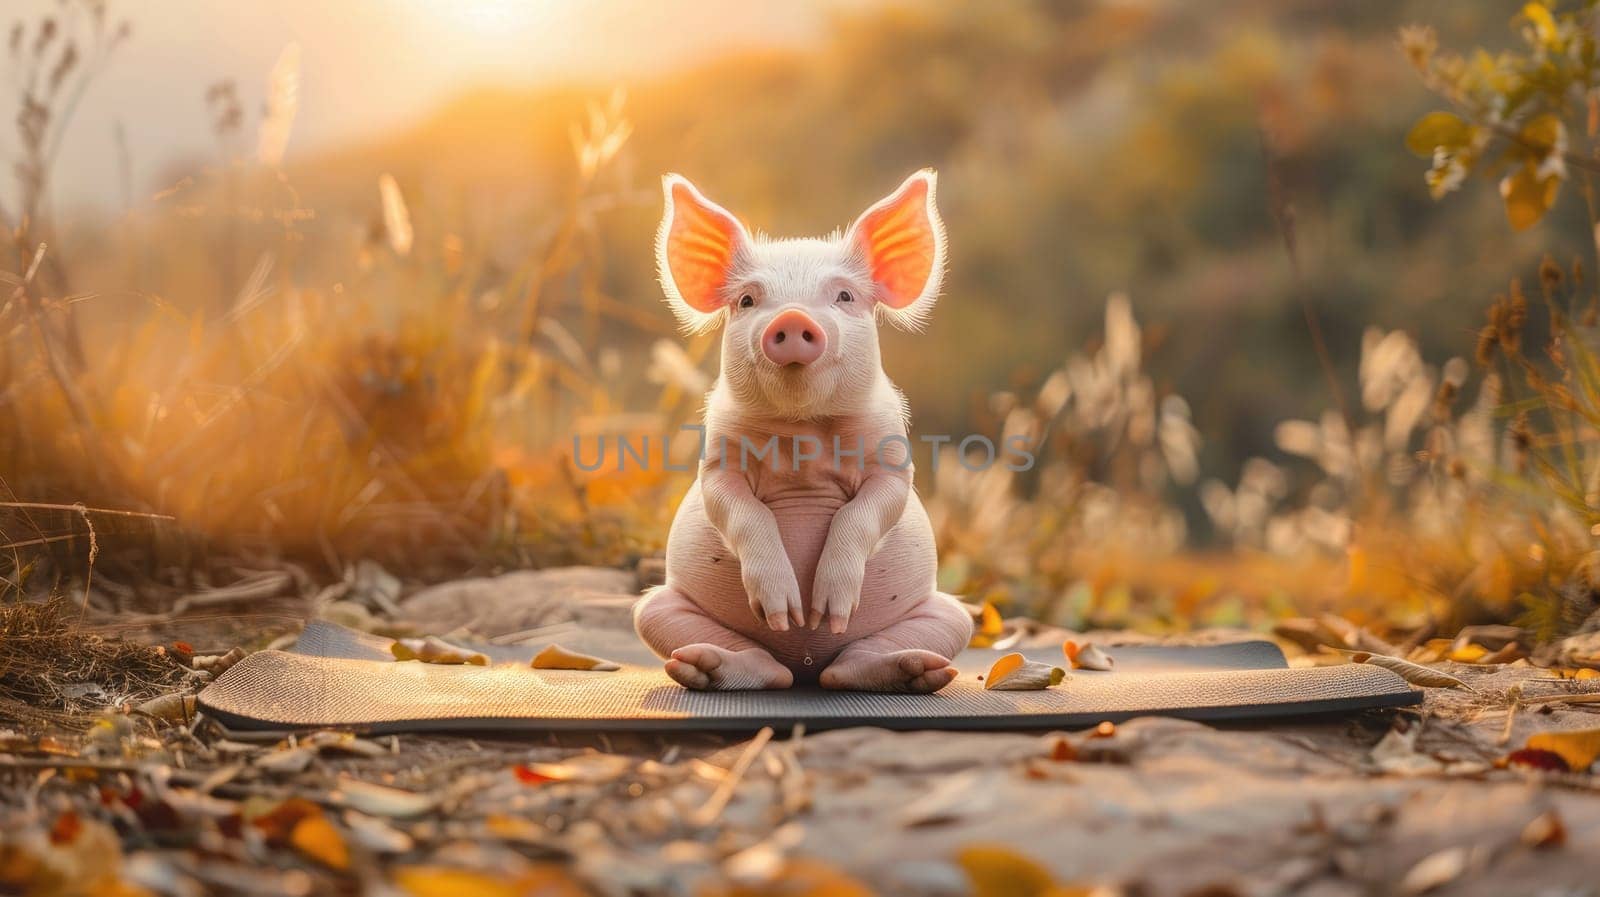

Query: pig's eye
<box><xmin>836</xmin><ymin>290</ymin><xmax>853</xmax><ymax>303</ymax></box>
<box><xmin>739</xmin><ymin>294</ymin><xmax>754</xmax><ymax>309</ymax></box>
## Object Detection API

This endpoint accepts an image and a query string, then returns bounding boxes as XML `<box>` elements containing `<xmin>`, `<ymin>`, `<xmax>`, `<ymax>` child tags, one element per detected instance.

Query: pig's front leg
<box><xmin>810</xmin><ymin>471</ymin><xmax>910</xmax><ymax>632</ymax></box>
<box><xmin>700</xmin><ymin>468</ymin><xmax>806</xmax><ymax>631</ymax></box>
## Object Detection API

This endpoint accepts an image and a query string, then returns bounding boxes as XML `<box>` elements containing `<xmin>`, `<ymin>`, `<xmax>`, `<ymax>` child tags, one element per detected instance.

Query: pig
<box><xmin>632</xmin><ymin>169</ymin><xmax>974</xmax><ymax>693</ymax></box>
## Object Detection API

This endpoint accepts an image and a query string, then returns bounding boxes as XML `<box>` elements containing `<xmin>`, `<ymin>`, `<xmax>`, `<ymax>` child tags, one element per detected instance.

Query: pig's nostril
<box><xmin>801</xmin><ymin>330</ymin><xmax>814</xmax><ymax>343</ymax></box>
<box><xmin>774</xmin><ymin>332</ymin><xmax>786</xmax><ymax>344</ymax></box>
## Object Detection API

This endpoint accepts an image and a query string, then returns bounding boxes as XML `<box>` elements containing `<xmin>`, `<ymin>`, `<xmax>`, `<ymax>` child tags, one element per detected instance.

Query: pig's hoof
<box><xmin>818</xmin><ymin>649</ymin><xmax>956</xmax><ymax>694</ymax></box>
<box><xmin>665</xmin><ymin>644</ymin><xmax>794</xmax><ymax>691</ymax></box>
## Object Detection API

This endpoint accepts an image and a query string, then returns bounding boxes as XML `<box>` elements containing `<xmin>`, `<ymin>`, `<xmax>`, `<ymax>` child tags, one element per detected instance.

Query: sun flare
<box><xmin>411</xmin><ymin>0</ymin><xmax>550</xmax><ymax>39</ymax></box>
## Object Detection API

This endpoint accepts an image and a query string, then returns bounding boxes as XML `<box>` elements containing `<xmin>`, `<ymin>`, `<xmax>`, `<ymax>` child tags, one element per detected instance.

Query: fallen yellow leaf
<box><xmin>531</xmin><ymin>644</ymin><xmax>621</xmax><ymax>671</ymax></box>
<box><xmin>1446</xmin><ymin>643</ymin><xmax>1489</xmax><ymax>664</ymax></box>
<box><xmin>969</xmin><ymin>601</ymin><xmax>1005</xmax><ymax>648</ymax></box>
<box><xmin>985</xmin><ymin>653</ymin><xmax>1023</xmax><ymax>688</ymax></box>
<box><xmin>395</xmin><ymin>865</ymin><xmax>588</xmax><ymax>897</ymax></box>
<box><xmin>392</xmin><ymin>636</ymin><xmax>488</xmax><ymax>665</ymax></box>
<box><xmin>983</xmin><ymin>654</ymin><xmax>1064</xmax><ymax>690</ymax></box>
<box><xmin>290</xmin><ymin>812</ymin><xmax>349</xmax><ymax>871</ymax></box>
<box><xmin>957</xmin><ymin>844</ymin><xmax>1057</xmax><ymax>897</ymax></box>
<box><xmin>1525</xmin><ymin>727</ymin><xmax>1600</xmax><ymax>773</ymax></box>
<box><xmin>1063</xmin><ymin>641</ymin><xmax>1114</xmax><ymax>671</ymax></box>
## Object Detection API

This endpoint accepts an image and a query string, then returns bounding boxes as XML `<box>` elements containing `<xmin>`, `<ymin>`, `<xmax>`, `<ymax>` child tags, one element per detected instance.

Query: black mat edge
<box><xmin>197</xmin><ymin>687</ymin><xmax>1421</xmax><ymax>735</ymax></box>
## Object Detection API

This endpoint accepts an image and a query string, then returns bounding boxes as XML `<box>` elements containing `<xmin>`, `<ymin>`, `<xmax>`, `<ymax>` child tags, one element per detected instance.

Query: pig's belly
<box><xmin>664</xmin><ymin>479</ymin><xmax>938</xmax><ymax>670</ymax></box>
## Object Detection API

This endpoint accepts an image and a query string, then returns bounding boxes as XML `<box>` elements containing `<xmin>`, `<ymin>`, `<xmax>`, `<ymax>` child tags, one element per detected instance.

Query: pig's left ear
<box><xmin>846</xmin><ymin>169</ymin><xmax>946</xmax><ymax>330</ymax></box>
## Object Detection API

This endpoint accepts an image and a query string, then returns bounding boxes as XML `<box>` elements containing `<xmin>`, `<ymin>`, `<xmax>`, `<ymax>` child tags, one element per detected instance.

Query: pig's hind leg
<box><xmin>634</xmin><ymin>586</ymin><xmax>794</xmax><ymax>691</ymax></box>
<box><xmin>818</xmin><ymin>592</ymin><xmax>973</xmax><ymax>694</ymax></box>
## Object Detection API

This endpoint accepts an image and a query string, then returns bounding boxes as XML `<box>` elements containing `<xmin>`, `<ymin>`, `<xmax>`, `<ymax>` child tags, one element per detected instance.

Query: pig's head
<box><xmin>656</xmin><ymin>170</ymin><xmax>945</xmax><ymax>420</ymax></box>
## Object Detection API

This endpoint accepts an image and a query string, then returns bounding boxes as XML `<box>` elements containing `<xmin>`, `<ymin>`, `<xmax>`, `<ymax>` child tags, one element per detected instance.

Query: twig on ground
<box><xmin>691</xmin><ymin>726</ymin><xmax>773</xmax><ymax>827</ymax></box>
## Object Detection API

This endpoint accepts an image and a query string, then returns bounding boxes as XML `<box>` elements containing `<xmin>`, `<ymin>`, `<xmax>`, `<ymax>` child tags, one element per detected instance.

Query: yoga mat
<box><xmin>197</xmin><ymin>621</ymin><xmax>1419</xmax><ymax>734</ymax></box>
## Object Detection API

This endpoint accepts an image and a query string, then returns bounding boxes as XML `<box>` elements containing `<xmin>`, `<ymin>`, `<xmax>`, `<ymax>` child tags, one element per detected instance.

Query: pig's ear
<box><xmin>657</xmin><ymin>173</ymin><xmax>752</xmax><ymax>331</ymax></box>
<box><xmin>847</xmin><ymin>169</ymin><xmax>946</xmax><ymax>330</ymax></box>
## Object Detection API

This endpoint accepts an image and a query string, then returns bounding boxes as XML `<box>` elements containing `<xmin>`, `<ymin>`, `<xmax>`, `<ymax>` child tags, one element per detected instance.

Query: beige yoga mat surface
<box><xmin>197</xmin><ymin>622</ymin><xmax>1420</xmax><ymax>733</ymax></box>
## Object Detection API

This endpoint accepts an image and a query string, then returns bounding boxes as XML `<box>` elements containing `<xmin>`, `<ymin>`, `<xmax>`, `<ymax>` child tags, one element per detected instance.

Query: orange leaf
<box><xmin>530</xmin><ymin>644</ymin><xmax>621</xmax><ymax>671</ymax></box>
<box><xmin>969</xmin><ymin>601</ymin><xmax>1006</xmax><ymax>648</ymax></box>
<box><xmin>290</xmin><ymin>813</ymin><xmax>350</xmax><ymax>871</ymax></box>
<box><xmin>1063</xmin><ymin>641</ymin><xmax>1113</xmax><ymax>671</ymax></box>
<box><xmin>956</xmin><ymin>845</ymin><xmax>1057</xmax><ymax>897</ymax></box>
<box><xmin>394</xmin><ymin>865</ymin><xmax>588</xmax><ymax>897</ymax></box>
<box><xmin>513</xmin><ymin>765</ymin><xmax>556</xmax><ymax>786</ymax></box>
<box><xmin>984</xmin><ymin>653</ymin><xmax>1024</xmax><ymax>690</ymax></box>
<box><xmin>1525</xmin><ymin>727</ymin><xmax>1600</xmax><ymax>772</ymax></box>
<box><xmin>395</xmin><ymin>868</ymin><xmax>521</xmax><ymax>897</ymax></box>
<box><xmin>1506</xmin><ymin>748</ymin><xmax>1570</xmax><ymax>772</ymax></box>
<box><xmin>48</xmin><ymin>811</ymin><xmax>81</xmax><ymax>846</ymax></box>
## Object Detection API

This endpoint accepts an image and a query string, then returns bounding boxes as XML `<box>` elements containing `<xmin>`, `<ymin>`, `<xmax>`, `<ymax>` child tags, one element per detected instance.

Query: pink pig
<box><xmin>632</xmin><ymin>170</ymin><xmax>974</xmax><ymax>693</ymax></box>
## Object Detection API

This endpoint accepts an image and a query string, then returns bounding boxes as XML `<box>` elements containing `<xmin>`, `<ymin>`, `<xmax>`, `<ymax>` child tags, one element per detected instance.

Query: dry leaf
<box><xmin>516</xmin><ymin>752</ymin><xmax>632</xmax><ymax>784</ymax></box>
<box><xmin>1398</xmin><ymin>847</ymin><xmax>1466</xmax><ymax>894</ymax></box>
<box><xmin>290</xmin><ymin>811</ymin><xmax>349</xmax><ymax>871</ymax></box>
<box><xmin>253</xmin><ymin>746</ymin><xmax>315</xmax><ymax>774</ymax></box>
<box><xmin>335</xmin><ymin>776</ymin><xmax>436</xmax><ymax>818</ymax></box>
<box><xmin>969</xmin><ymin>601</ymin><xmax>1005</xmax><ymax>648</ymax></box>
<box><xmin>252</xmin><ymin>798</ymin><xmax>348</xmax><ymax>871</ymax></box>
<box><xmin>1344</xmin><ymin>651</ymin><xmax>1471</xmax><ymax>690</ymax></box>
<box><xmin>1272</xmin><ymin>617</ymin><xmax>1345</xmax><ymax>653</ymax></box>
<box><xmin>1520</xmin><ymin>810</ymin><xmax>1566</xmax><ymax>848</ymax></box>
<box><xmin>1477</xmin><ymin>643</ymin><xmax>1525</xmax><ymax>664</ymax></box>
<box><xmin>1063</xmin><ymin>641</ymin><xmax>1114</xmax><ymax>671</ymax></box>
<box><xmin>984</xmin><ymin>653</ymin><xmax>1065</xmax><ymax>690</ymax></box>
<box><xmin>394</xmin><ymin>867</ymin><xmax>521</xmax><ymax>897</ymax></box>
<box><xmin>1406</xmin><ymin>639</ymin><xmax>1453</xmax><ymax>664</ymax></box>
<box><xmin>1545</xmin><ymin>668</ymin><xmax>1600</xmax><ymax>680</ymax></box>
<box><xmin>391</xmin><ymin>636</ymin><xmax>487</xmax><ymax>666</ymax></box>
<box><xmin>1505</xmin><ymin>748</ymin><xmax>1569</xmax><ymax>772</ymax></box>
<box><xmin>1370</xmin><ymin>723</ymin><xmax>1443</xmax><ymax>776</ymax></box>
<box><xmin>304</xmin><ymin>730</ymin><xmax>388</xmax><ymax>758</ymax></box>
<box><xmin>1523</xmin><ymin>727</ymin><xmax>1600</xmax><ymax>772</ymax></box>
<box><xmin>343</xmin><ymin>810</ymin><xmax>414</xmax><ymax>853</ymax></box>
<box><xmin>531</xmin><ymin>644</ymin><xmax>621</xmax><ymax>672</ymax></box>
<box><xmin>394</xmin><ymin>864</ymin><xmax>588</xmax><ymax>897</ymax></box>
<box><xmin>191</xmin><ymin>646</ymin><xmax>247</xmax><ymax>677</ymax></box>
<box><xmin>957</xmin><ymin>844</ymin><xmax>1058</xmax><ymax>897</ymax></box>
<box><xmin>135</xmin><ymin>692</ymin><xmax>195</xmax><ymax>723</ymax></box>
<box><xmin>1445</xmin><ymin>643</ymin><xmax>1489</xmax><ymax>664</ymax></box>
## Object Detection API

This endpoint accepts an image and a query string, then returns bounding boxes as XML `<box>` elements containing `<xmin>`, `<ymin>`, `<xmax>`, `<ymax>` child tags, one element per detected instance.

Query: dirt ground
<box><xmin>3</xmin><ymin>566</ymin><xmax>1600</xmax><ymax>897</ymax></box>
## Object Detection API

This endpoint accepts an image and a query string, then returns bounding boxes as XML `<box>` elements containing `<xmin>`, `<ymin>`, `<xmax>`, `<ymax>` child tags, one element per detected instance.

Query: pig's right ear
<box><xmin>656</xmin><ymin>174</ymin><xmax>752</xmax><ymax>331</ymax></box>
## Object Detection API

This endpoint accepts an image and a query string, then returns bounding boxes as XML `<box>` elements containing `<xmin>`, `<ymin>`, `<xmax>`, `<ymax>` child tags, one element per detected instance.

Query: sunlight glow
<box><xmin>413</xmin><ymin>0</ymin><xmax>550</xmax><ymax>39</ymax></box>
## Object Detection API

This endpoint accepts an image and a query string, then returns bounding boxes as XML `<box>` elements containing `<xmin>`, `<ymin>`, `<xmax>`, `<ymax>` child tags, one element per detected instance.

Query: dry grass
<box><xmin>0</xmin><ymin>22</ymin><xmax>682</xmax><ymax>591</ymax></box>
<box><xmin>0</xmin><ymin>598</ymin><xmax>187</xmax><ymax>730</ymax></box>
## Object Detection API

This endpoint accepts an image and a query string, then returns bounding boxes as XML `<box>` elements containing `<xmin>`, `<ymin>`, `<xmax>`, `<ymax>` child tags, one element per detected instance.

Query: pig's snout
<box><xmin>761</xmin><ymin>309</ymin><xmax>826</xmax><ymax>366</ymax></box>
